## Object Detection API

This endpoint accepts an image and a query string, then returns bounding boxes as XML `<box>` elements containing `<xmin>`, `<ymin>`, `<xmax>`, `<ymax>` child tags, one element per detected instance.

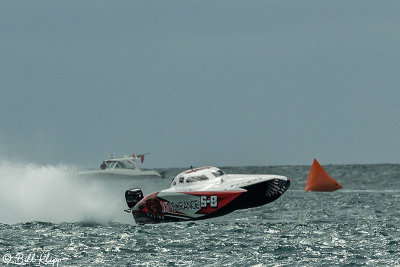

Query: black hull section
<box><xmin>200</xmin><ymin>178</ymin><xmax>291</xmax><ymax>220</ymax></box>
<box><xmin>133</xmin><ymin>213</ymin><xmax>186</xmax><ymax>225</ymax></box>
<box><xmin>240</xmin><ymin>178</ymin><xmax>291</xmax><ymax>208</ymax></box>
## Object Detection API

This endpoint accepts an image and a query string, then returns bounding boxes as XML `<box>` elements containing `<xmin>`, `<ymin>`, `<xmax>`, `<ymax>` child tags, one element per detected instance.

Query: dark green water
<box><xmin>1</xmin><ymin>164</ymin><xmax>399</xmax><ymax>266</ymax></box>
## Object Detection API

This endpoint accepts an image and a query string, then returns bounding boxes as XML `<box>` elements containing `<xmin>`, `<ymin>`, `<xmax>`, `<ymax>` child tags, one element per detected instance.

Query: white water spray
<box><xmin>0</xmin><ymin>160</ymin><xmax>165</xmax><ymax>224</ymax></box>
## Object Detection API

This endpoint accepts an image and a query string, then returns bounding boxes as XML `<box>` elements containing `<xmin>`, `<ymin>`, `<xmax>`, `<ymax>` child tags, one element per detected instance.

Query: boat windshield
<box><xmin>105</xmin><ymin>161</ymin><xmax>117</xmax><ymax>169</ymax></box>
<box><xmin>186</xmin><ymin>175</ymin><xmax>209</xmax><ymax>183</ymax></box>
<box><xmin>115</xmin><ymin>160</ymin><xmax>136</xmax><ymax>169</ymax></box>
<box><xmin>105</xmin><ymin>160</ymin><xmax>136</xmax><ymax>169</ymax></box>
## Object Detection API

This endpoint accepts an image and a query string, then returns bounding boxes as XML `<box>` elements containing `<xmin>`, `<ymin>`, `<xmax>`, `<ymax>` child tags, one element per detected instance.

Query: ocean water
<box><xmin>0</xmin><ymin>161</ymin><xmax>399</xmax><ymax>266</ymax></box>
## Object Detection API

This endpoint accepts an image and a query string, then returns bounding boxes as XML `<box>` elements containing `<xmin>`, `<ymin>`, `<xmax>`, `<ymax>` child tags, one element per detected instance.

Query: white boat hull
<box><xmin>78</xmin><ymin>169</ymin><xmax>162</xmax><ymax>179</ymax></box>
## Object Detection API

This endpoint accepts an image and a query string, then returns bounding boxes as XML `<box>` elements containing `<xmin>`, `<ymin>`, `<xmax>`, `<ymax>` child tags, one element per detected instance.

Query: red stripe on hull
<box><xmin>184</xmin><ymin>191</ymin><xmax>245</xmax><ymax>214</ymax></box>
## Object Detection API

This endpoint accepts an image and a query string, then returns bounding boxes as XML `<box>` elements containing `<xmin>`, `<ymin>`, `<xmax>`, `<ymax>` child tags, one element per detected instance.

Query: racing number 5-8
<box><xmin>200</xmin><ymin>196</ymin><xmax>218</xmax><ymax>208</ymax></box>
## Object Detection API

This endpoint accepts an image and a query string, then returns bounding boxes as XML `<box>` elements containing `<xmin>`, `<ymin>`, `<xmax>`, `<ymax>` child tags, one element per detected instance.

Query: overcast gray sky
<box><xmin>1</xmin><ymin>1</ymin><xmax>400</xmax><ymax>168</ymax></box>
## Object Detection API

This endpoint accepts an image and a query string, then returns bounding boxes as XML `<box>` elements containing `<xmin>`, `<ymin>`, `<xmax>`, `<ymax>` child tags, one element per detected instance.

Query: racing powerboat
<box><xmin>78</xmin><ymin>154</ymin><xmax>164</xmax><ymax>179</ymax></box>
<box><xmin>124</xmin><ymin>166</ymin><xmax>290</xmax><ymax>224</ymax></box>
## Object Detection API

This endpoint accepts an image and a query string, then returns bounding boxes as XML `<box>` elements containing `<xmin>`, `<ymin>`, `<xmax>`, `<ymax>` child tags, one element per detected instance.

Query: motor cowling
<box><xmin>125</xmin><ymin>188</ymin><xmax>144</xmax><ymax>208</ymax></box>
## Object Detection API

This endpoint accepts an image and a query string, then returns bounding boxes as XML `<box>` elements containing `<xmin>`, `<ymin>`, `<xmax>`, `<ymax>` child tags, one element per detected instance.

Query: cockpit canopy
<box><xmin>171</xmin><ymin>166</ymin><xmax>224</xmax><ymax>187</ymax></box>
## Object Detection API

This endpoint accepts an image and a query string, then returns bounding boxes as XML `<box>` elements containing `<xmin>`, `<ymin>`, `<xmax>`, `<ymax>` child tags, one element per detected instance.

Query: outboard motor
<box><xmin>125</xmin><ymin>188</ymin><xmax>144</xmax><ymax>208</ymax></box>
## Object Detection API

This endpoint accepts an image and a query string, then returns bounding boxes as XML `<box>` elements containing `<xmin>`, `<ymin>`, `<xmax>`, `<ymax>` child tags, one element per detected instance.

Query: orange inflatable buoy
<box><xmin>305</xmin><ymin>159</ymin><xmax>342</xmax><ymax>192</ymax></box>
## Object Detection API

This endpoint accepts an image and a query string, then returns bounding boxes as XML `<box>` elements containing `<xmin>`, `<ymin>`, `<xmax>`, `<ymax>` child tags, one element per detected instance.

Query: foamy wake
<box><xmin>0</xmin><ymin>161</ymin><xmax>139</xmax><ymax>224</ymax></box>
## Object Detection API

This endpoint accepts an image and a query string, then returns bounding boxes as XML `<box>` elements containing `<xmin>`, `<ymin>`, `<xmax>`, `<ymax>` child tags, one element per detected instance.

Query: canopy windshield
<box><xmin>186</xmin><ymin>175</ymin><xmax>209</xmax><ymax>183</ymax></box>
